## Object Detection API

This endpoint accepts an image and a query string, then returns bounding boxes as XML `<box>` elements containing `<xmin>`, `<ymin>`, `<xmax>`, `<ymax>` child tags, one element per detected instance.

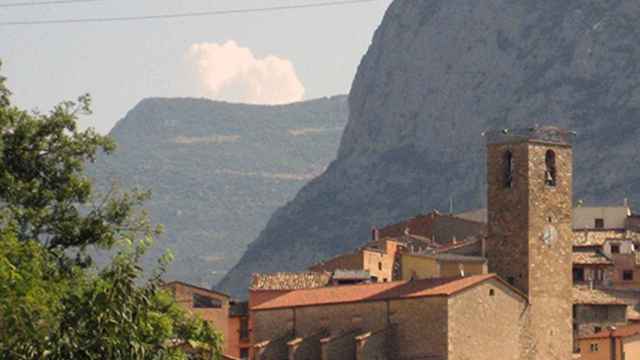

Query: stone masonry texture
<box><xmin>487</xmin><ymin>134</ymin><xmax>573</xmax><ymax>360</ymax></box>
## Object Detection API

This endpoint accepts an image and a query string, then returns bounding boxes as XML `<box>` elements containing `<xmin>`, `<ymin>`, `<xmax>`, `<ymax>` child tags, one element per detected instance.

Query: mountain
<box><xmin>88</xmin><ymin>96</ymin><xmax>349</xmax><ymax>288</ymax></box>
<box><xmin>218</xmin><ymin>0</ymin><xmax>640</xmax><ymax>297</ymax></box>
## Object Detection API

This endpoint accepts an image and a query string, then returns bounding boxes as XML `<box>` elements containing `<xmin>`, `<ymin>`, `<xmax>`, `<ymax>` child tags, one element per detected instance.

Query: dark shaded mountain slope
<box><xmin>89</xmin><ymin>96</ymin><xmax>348</xmax><ymax>287</ymax></box>
<box><xmin>218</xmin><ymin>0</ymin><xmax>640</xmax><ymax>296</ymax></box>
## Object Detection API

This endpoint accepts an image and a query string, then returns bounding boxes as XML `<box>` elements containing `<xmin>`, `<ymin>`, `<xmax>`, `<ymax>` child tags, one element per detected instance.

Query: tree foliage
<box><xmin>0</xmin><ymin>62</ymin><xmax>222</xmax><ymax>359</ymax></box>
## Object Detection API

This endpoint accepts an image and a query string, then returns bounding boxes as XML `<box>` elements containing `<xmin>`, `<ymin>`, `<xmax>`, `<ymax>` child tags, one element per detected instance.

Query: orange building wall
<box><xmin>166</xmin><ymin>282</ymin><xmax>231</xmax><ymax>353</ymax></box>
<box><xmin>228</xmin><ymin>316</ymin><xmax>250</xmax><ymax>358</ymax></box>
<box><xmin>576</xmin><ymin>337</ymin><xmax>612</xmax><ymax>360</ymax></box>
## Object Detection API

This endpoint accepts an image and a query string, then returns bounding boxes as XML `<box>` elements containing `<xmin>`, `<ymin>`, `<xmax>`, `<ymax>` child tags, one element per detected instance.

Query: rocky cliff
<box><xmin>88</xmin><ymin>96</ymin><xmax>348</xmax><ymax>287</ymax></box>
<box><xmin>218</xmin><ymin>0</ymin><xmax>640</xmax><ymax>297</ymax></box>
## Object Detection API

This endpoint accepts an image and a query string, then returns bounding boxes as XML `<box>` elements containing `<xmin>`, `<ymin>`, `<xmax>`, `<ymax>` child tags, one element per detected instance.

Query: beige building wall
<box><xmin>622</xmin><ymin>333</ymin><xmax>640</xmax><ymax>360</ymax></box>
<box><xmin>362</xmin><ymin>250</ymin><xmax>395</xmax><ymax>282</ymax></box>
<box><xmin>400</xmin><ymin>254</ymin><xmax>486</xmax><ymax>280</ymax></box>
<box><xmin>447</xmin><ymin>281</ymin><xmax>526</xmax><ymax>360</ymax></box>
<box><xmin>573</xmin><ymin>207</ymin><xmax>629</xmax><ymax>230</ymax></box>
<box><xmin>400</xmin><ymin>254</ymin><xmax>439</xmax><ymax>280</ymax></box>
<box><xmin>439</xmin><ymin>261</ymin><xmax>486</xmax><ymax>278</ymax></box>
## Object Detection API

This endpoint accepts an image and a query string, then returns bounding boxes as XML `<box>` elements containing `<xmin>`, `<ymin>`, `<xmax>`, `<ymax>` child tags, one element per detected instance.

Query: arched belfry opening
<box><xmin>545</xmin><ymin>150</ymin><xmax>557</xmax><ymax>186</ymax></box>
<box><xmin>504</xmin><ymin>150</ymin><xmax>514</xmax><ymax>188</ymax></box>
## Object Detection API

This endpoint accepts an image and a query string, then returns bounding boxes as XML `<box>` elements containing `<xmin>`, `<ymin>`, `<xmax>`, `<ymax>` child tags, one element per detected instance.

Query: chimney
<box><xmin>371</xmin><ymin>227</ymin><xmax>379</xmax><ymax>241</ymax></box>
<box><xmin>481</xmin><ymin>237</ymin><xmax>487</xmax><ymax>258</ymax></box>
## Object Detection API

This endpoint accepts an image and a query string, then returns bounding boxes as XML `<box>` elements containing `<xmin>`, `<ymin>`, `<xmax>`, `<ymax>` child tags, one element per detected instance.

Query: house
<box><xmin>163</xmin><ymin>281</ymin><xmax>231</xmax><ymax>354</ymax></box>
<box><xmin>573</xmin><ymin>286</ymin><xmax>628</xmax><ymax>340</ymax></box>
<box><xmin>576</xmin><ymin>324</ymin><xmax>640</xmax><ymax>360</ymax></box>
<box><xmin>308</xmin><ymin>238</ymin><xmax>400</xmax><ymax>283</ymax></box>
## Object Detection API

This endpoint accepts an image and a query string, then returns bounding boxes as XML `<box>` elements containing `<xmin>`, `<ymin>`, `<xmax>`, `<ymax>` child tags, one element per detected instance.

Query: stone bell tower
<box><xmin>485</xmin><ymin>127</ymin><xmax>573</xmax><ymax>360</ymax></box>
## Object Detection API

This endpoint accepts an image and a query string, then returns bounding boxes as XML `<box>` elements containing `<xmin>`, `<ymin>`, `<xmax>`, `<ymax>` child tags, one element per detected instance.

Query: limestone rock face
<box><xmin>218</xmin><ymin>0</ymin><xmax>640</xmax><ymax>296</ymax></box>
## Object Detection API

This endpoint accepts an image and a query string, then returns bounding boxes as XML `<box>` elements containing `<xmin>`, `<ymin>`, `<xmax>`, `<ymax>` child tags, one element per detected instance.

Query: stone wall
<box><xmin>295</xmin><ymin>302</ymin><xmax>388</xmax><ymax>337</ymax></box>
<box><xmin>288</xmin><ymin>331</ymin><xmax>326</xmax><ymax>360</ymax></box>
<box><xmin>356</xmin><ymin>327</ymin><xmax>392</xmax><ymax>360</ymax></box>
<box><xmin>320</xmin><ymin>330</ymin><xmax>358</xmax><ymax>360</ymax></box>
<box><xmin>251</xmin><ymin>308</ymin><xmax>293</xmax><ymax>359</ymax></box>
<box><xmin>388</xmin><ymin>297</ymin><xmax>448</xmax><ymax>359</ymax></box>
<box><xmin>526</xmin><ymin>142</ymin><xmax>574</xmax><ymax>360</ymax></box>
<box><xmin>447</xmin><ymin>280</ymin><xmax>526</xmax><ymax>360</ymax></box>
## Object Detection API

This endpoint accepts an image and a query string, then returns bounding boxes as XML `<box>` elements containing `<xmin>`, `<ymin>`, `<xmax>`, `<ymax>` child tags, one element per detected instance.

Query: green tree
<box><xmin>0</xmin><ymin>62</ymin><xmax>222</xmax><ymax>359</ymax></box>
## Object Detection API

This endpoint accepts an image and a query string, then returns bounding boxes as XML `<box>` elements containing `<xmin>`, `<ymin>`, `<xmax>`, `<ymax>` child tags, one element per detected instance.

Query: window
<box><xmin>611</xmin><ymin>244</ymin><xmax>620</xmax><ymax>254</ymax></box>
<box><xmin>504</xmin><ymin>151</ymin><xmax>514</xmax><ymax>188</ymax></box>
<box><xmin>378</xmin><ymin>262</ymin><xmax>382</xmax><ymax>271</ymax></box>
<box><xmin>573</xmin><ymin>268</ymin><xmax>585</xmax><ymax>282</ymax></box>
<box><xmin>623</xmin><ymin>270</ymin><xmax>634</xmax><ymax>281</ymax></box>
<box><xmin>240</xmin><ymin>348</ymin><xmax>249</xmax><ymax>359</ymax></box>
<box><xmin>192</xmin><ymin>293</ymin><xmax>222</xmax><ymax>308</ymax></box>
<box><xmin>595</xmin><ymin>218</ymin><xmax>605</xmax><ymax>229</ymax></box>
<box><xmin>489</xmin><ymin>289</ymin><xmax>495</xmax><ymax>297</ymax></box>
<box><xmin>239</xmin><ymin>317</ymin><xmax>249</xmax><ymax>340</ymax></box>
<box><xmin>594</xmin><ymin>326</ymin><xmax>602</xmax><ymax>333</ymax></box>
<box><xmin>590</xmin><ymin>343</ymin><xmax>599</xmax><ymax>352</ymax></box>
<box><xmin>545</xmin><ymin>150</ymin><xmax>557</xmax><ymax>186</ymax></box>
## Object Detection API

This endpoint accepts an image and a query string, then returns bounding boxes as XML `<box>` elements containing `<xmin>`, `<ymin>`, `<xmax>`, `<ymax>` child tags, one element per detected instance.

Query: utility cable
<box><xmin>0</xmin><ymin>0</ymin><xmax>102</xmax><ymax>8</ymax></box>
<box><xmin>0</xmin><ymin>0</ymin><xmax>377</xmax><ymax>26</ymax></box>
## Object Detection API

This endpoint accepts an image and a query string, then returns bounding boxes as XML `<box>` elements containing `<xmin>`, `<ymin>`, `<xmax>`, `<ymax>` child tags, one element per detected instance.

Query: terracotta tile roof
<box><xmin>572</xmin><ymin>229</ymin><xmax>626</xmax><ymax>247</ymax></box>
<box><xmin>572</xmin><ymin>251</ymin><xmax>613</xmax><ymax>265</ymax></box>
<box><xmin>250</xmin><ymin>274</ymin><xmax>516</xmax><ymax>310</ymax></box>
<box><xmin>573</xmin><ymin>286</ymin><xmax>627</xmax><ymax>305</ymax></box>
<box><xmin>250</xmin><ymin>272</ymin><xmax>331</xmax><ymax>291</ymax></box>
<box><xmin>432</xmin><ymin>238</ymin><xmax>481</xmax><ymax>254</ymax></box>
<box><xmin>377</xmin><ymin>211</ymin><xmax>486</xmax><ymax>245</ymax></box>
<box><xmin>578</xmin><ymin>324</ymin><xmax>640</xmax><ymax>340</ymax></box>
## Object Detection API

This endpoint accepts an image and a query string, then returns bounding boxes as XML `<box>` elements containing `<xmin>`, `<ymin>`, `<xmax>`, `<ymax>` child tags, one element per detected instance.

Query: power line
<box><xmin>0</xmin><ymin>0</ymin><xmax>102</xmax><ymax>8</ymax></box>
<box><xmin>0</xmin><ymin>0</ymin><xmax>378</xmax><ymax>26</ymax></box>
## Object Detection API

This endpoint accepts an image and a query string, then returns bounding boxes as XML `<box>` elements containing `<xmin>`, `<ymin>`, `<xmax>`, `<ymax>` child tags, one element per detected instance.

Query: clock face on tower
<box><xmin>542</xmin><ymin>224</ymin><xmax>558</xmax><ymax>246</ymax></box>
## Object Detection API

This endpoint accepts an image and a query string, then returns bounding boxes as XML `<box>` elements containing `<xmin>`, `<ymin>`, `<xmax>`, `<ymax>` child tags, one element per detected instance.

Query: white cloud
<box><xmin>187</xmin><ymin>41</ymin><xmax>305</xmax><ymax>105</ymax></box>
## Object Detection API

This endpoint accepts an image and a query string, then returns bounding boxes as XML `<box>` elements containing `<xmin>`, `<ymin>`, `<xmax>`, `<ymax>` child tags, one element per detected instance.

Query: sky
<box><xmin>0</xmin><ymin>0</ymin><xmax>393</xmax><ymax>133</ymax></box>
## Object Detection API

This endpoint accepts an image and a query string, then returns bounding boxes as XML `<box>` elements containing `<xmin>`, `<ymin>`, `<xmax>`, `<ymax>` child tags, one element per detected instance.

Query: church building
<box><xmin>249</xmin><ymin>127</ymin><xmax>575</xmax><ymax>360</ymax></box>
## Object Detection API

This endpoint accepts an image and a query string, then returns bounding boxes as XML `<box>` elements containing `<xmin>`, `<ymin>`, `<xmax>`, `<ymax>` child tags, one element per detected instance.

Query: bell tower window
<box><xmin>545</xmin><ymin>150</ymin><xmax>557</xmax><ymax>186</ymax></box>
<box><xmin>504</xmin><ymin>150</ymin><xmax>514</xmax><ymax>188</ymax></box>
